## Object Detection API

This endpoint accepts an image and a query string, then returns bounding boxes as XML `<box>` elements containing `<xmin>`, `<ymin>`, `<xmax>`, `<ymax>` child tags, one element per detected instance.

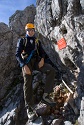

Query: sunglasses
<box><xmin>27</xmin><ymin>29</ymin><xmax>35</xmax><ymax>32</ymax></box>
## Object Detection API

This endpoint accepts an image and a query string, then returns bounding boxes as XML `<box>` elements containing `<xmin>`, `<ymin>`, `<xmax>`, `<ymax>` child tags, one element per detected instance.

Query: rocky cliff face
<box><xmin>35</xmin><ymin>0</ymin><xmax>84</xmax><ymax>71</ymax></box>
<box><xmin>35</xmin><ymin>2</ymin><xmax>84</xmax><ymax>96</ymax></box>
<box><xmin>0</xmin><ymin>1</ymin><xmax>84</xmax><ymax>125</ymax></box>
<box><xmin>0</xmin><ymin>23</ymin><xmax>14</xmax><ymax>100</ymax></box>
<box><xmin>35</xmin><ymin>0</ymin><xmax>84</xmax><ymax>124</ymax></box>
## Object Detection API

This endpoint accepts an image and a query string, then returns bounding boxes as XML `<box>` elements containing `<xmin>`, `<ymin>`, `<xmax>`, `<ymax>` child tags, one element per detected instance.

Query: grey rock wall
<box><xmin>0</xmin><ymin>23</ymin><xmax>13</xmax><ymax>100</ymax></box>
<box><xmin>9</xmin><ymin>5</ymin><xmax>36</xmax><ymax>36</ymax></box>
<box><xmin>78</xmin><ymin>97</ymin><xmax>84</xmax><ymax>125</ymax></box>
<box><xmin>35</xmin><ymin>0</ymin><xmax>84</xmax><ymax>124</ymax></box>
<box><xmin>0</xmin><ymin>0</ymin><xmax>84</xmax><ymax>125</ymax></box>
<box><xmin>80</xmin><ymin>0</ymin><xmax>84</xmax><ymax>12</ymax></box>
<box><xmin>35</xmin><ymin>0</ymin><xmax>84</xmax><ymax>83</ymax></box>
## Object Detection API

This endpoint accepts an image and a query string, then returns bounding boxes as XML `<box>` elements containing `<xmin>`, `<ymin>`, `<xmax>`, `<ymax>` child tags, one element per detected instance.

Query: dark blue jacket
<box><xmin>16</xmin><ymin>36</ymin><xmax>46</xmax><ymax>67</ymax></box>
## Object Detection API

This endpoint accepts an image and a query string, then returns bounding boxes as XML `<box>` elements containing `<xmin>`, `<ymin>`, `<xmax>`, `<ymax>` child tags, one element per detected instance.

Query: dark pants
<box><xmin>22</xmin><ymin>58</ymin><xmax>55</xmax><ymax>107</ymax></box>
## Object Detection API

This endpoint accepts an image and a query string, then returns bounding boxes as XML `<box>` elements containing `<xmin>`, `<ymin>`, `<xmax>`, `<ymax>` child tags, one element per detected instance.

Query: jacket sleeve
<box><xmin>16</xmin><ymin>38</ymin><xmax>25</xmax><ymax>67</ymax></box>
<box><xmin>38</xmin><ymin>40</ymin><xmax>46</xmax><ymax>59</ymax></box>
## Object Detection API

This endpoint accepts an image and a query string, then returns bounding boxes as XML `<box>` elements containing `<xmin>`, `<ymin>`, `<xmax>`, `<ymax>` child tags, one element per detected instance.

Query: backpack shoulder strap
<box><xmin>22</xmin><ymin>37</ymin><xmax>27</xmax><ymax>50</ymax></box>
<box><xmin>35</xmin><ymin>38</ymin><xmax>40</xmax><ymax>55</ymax></box>
<box><xmin>35</xmin><ymin>38</ymin><xmax>39</xmax><ymax>46</ymax></box>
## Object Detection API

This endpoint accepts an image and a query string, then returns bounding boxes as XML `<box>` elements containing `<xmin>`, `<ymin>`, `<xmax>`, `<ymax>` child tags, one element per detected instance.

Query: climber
<box><xmin>16</xmin><ymin>23</ymin><xmax>56</xmax><ymax>121</ymax></box>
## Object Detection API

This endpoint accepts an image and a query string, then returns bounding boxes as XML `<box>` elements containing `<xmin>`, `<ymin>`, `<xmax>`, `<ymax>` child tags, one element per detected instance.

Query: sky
<box><xmin>0</xmin><ymin>0</ymin><xmax>36</xmax><ymax>25</ymax></box>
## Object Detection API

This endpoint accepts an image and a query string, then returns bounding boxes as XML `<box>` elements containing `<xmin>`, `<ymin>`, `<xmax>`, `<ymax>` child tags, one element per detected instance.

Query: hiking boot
<box><xmin>42</xmin><ymin>93</ymin><xmax>56</xmax><ymax>107</ymax></box>
<box><xmin>27</xmin><ymin>107</ymin><xmax>38</xmax><ymax>122</ymax></box>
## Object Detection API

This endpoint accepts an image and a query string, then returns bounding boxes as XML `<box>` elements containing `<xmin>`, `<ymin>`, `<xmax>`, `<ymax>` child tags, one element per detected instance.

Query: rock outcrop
<box><xmin>35</xmin><ymin>0</ymin><xmax>84</xmax><ymax>124</ymax></box>
<box><xmin>0</xmin><ymin>4</ymin><xmax>36</xmax><ymax>101</ymax></box>
<box><xmin>35</xmin><ymin>0</ymin><xmax>84</xmax><ymax>73</ymax></box>
<box><xmin>0</xmin><ymin>23</ymin><xmax>13</xmax><ymax>100</ymax></box>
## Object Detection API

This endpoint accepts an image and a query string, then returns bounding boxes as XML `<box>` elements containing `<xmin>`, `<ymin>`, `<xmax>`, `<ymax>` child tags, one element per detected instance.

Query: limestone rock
<box><xmin>9</xmin><ymin>4</ymin><xmax>36</xmax><ymax>36</ymax></box>
<box><xmin>0</xmin><ymin>0</ymin><xmax>84</xmax><ymax>125</ymax></box>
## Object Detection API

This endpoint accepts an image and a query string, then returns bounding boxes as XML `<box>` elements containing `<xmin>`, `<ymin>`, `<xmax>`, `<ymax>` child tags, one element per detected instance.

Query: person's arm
<box><xmin>38</xmin><ymin>40</ymin><xmax>46</xmax><ymax>59</ymax></box>
<box><xmin>38</xmin><ymin>40</ymin><xmax>46</xmax><ymax>68</ymax></box>
<box><xmin>38</xmin><ymin>58</ymin><xmax>44</xmax><ymax>68</ymax></box>
<box><xmin>16</xmin><ymin>38</ymin><xmax>31</xmax><ymax>74</ymax></box>
<box><xmin>16</xmin><ymin>38</ymin><xmax>25</xmax><ymax>67</ymax></box>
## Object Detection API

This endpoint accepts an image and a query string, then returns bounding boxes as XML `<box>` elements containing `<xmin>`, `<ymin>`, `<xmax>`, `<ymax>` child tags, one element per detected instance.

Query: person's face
<box><xmin>26</xmin><ymin>28</ymin><xmax>35</xmax><ymax>37</ymax></box>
